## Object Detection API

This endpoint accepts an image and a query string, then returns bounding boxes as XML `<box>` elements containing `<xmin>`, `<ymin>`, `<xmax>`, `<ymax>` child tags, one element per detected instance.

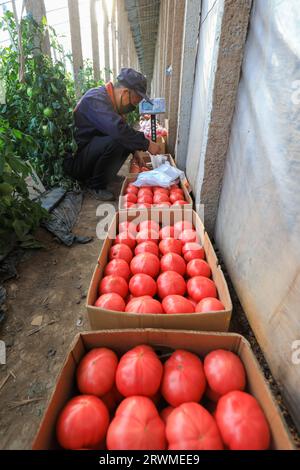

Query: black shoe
<box><xmin>86</xmin><ymin>188</ymin><xmax>115</xmax><ymax>201</ymax></box>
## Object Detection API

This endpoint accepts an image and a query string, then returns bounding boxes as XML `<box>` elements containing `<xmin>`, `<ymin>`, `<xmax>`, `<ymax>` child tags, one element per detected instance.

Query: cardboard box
<box><xmin>32</xmin><ymin>329</ymin><xmax>294</xmax><ymax>450</ymax></box>
<box><xmin>119</xmin><ymin>175</ymin><xmax>193</xmax><ymax>211</ymax></box>
<box><xmin>87</xmin><ymin>210</ymin><xmax>232</xmax><ymax>331</ymax></box>
<box><xmin>129</xmin><ymin>153</ymin><xmax>175</xmax><ymax>175</ymax></box>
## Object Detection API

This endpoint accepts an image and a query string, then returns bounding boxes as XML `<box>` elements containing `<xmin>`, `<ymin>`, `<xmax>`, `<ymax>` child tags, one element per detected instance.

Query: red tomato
<box><xmin>170</xmin><ymin>183</ymin><xmax>179</xmax><ymax>190</ymax></box>
<box><xmin>136</xmin><ymin>229</ymin><xmax>159</xmax><ymax>244</ymax></box>
<box><xmin>115</xmin><ymin>231</ymin><xmax>136</xmax><ymax>250</ymax></box>
<box><xmin>101</xmin><ymin>385</ymin><xmax>123</xmax><ymax>415</ymax></box>
<box><xmin>137</xmin><ymin>195</ymin><xmax>153</xmax><ymax>204</ymax></box>
<box><xmin>159</xmin><ymin>238</ymin><xmax>182</xmax><ymax>255</ymax></box>
<box><xmin>160</xmin><ymin>253</ymin><xmax>186</xmax><ymax>276</ymax></box>
<box><xmin>124</xmin><ymin>202</ymin><xmax>135</xmax><ymax>208</ymax></box>
<box><xmin>174</xmin><ymin>220</ymin><xmax>194</xmax><ymax>235</ymax></box>
<box><xmin>204</xmin><ymin>350</ymin><xmax>246</xmax><ymax>401</ymax></box>
<box><xmin>196</xmin><ymin>297</ymin><xmax>225</xmax><ymax>313</ymax></box>
<box><xmin>187</xmin><ymin>296</ymin><xmax>197</xmax><ymax>307</ymax></box>
<box><xmin>138</xmin><ymin>188</ymin><xmax>153</xmax><ymax>197</ymax></box>
<box><xmin>134</xmin><ymin>241</ymin><xmax>159</xmax><ymax>257</ymax></box>
<box><xmin>182</xmin><ymin>242</ymin><xmax>205</xmax><ymax>262</ymax></box>
<box><xmin>106</xmin><ymin>396</ymin><xmax>166</xmax><ymax>450</ymax></box>
<box><xmin>129</xmin><ymin>273</ymin><xmax>157</xmax><ymax>297</ymax></box>
<box><xmin>162</xmin><ymin>295</ymin><xmax>195</xmax><ymax>314</ymax></box>
<box><xmin>140</xmin><ymin>166</ymin><xmax>150</xmax><ymax>172</ymax></box>
<box><xmin>187</xmin><ymin>276</ymin><xmax>217</xmax><ymax>302</ymax></box>
<box><xmin>104</xmin><ymin>259</ymin><xmax>131</xmax><ymax>281</ymax></box>
<box><xmin>179</xmin><ymin>229</ymin><xmax>198</xmax><ymax>244</ymax></box>
<box><xmin>109</xmin><ymin>244</ymin><xmax>133</xmax><ymax>264</ymax></box>
<box><xmin>77</xmin><ymin>348</ymin><xmax>118</xmax><ymax>396</ymax></box>
<box><xmin>116</xmin><ymin>345</ymin><xmax>163</xmax><ymax>397</ymax></box>
<box><xmin>123</xmin><ymin>193</ymin><xmax>137</xmax><ymax>204</ymax></box>
<box><xmin>130</xmin><ymin>252</ymin><xmax>160</xmax><ymax>278</ymax></box>
<box><xmin>170</xmin><ymin>188</ymin><xmax>184</xmax><ymax>196</ymax></box>
<box><xmin>157</xmin><ymin>271</ymin><xmax>186</xmax><ymax>298</ymax></box>
<box><xmin>161</xmin><ymin>350</ymin><xmax>206</xmax><ymax>406</ymax></box>
<box><xmin>125</xmin><ymin>296</ymin><xmax>163</xmax><ymax>314</ymax></box>
<box><xmin>139</xmin><ymin>220</ymin><xmax>160</xmax><ymax>232</ymax></box>
<box><xmin>169</xmin><ymin>192</ymin><xmax>184</xmax><ymax>204</ymax></box>
<box><xmin>94</xmin><ymin>293</ymin><xmax>125</xmax><ymax>311</ymax></box>
<box><xmin>56</xmin><ymin>395</ymin><xmax>109</xmax><ymax>450</ymax></box>
<box><xmin>215</xmin><ymin>391</ymin><xmax>270</xmax><ymax>450</ymax></box>
<box><xmin>126</xmin><ymin>184</ymin><xmax>138</xmax><ymax>195</ymax></box>
<box><xmin>153</xmin><ymin>186</ymin><xmax>169</xmax><ymax>193</ymax></box>
<box><xmin>149</xmin><ymin>391</ymin><xmax>161</xmax><ymax>406</ymax></box>
<box><xmin>118</xmin><ymin>221</ymin><xmax>137</xmax><ymax>234</ymax></box>
<box><xmin>154</xmin><ymin>202</ymin><xmax>171</xmax><ymax>208</ymax></box>
<box><xmin>166</xmin><ymin>402</ymin><xmax>223</xmax><ymax>450</ymax></box>
<box><xmin>160</xmin><ymin>406</ymin><xmax>175</xmax><ymax>424</ymax></box>
<box><xmin>172</xmin><ymin>200</ymin><xmax>188</xmax><ymax>206</ymax></box>
<box><xmin>136</xmin><ymin>203</ymin><xmax>151</xmax><ymax>208</ymax></box>
<box><xmin>153</xmin><ymin>193</ymin><xmax>169</xmax><ymax>204</ymax></box>
<box><xmin>99</xmin><ymin>275</ymin><xmax>128</xmax><ymax>298</ymax></box>
<box><xmin>159</xmin><ymin>226</ymin><xmax>175</xmax><ymax>239</ymax></box>
<box><xmin>186</xmin><ymin>259</ymin><xmax>211</xmax><ymax>278</ymax></box>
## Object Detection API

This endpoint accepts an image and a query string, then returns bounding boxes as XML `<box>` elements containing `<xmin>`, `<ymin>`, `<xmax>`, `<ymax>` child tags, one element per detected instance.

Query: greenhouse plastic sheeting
<box><xmin>215</xmin><ymin>0</ymin><xmax>300</xmax><ymax>430</ymax></box>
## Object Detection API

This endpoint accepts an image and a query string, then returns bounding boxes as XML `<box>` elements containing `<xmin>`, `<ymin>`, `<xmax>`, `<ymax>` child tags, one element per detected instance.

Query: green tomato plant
<box><xmin>0</xmin><ymin>118</ymin><xmax>48</xmax><ymax>257</ymax></box>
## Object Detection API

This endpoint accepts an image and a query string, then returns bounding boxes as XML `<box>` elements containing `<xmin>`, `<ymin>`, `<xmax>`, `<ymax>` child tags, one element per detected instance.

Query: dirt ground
<box><xmin>0</xmin><ymin>182</ymin><xmax>299</xmax><ymax>449</ymax></box>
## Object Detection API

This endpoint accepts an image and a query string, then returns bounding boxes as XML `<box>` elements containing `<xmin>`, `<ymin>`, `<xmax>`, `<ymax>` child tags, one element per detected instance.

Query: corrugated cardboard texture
<box><xmin>119</xmin><ymin>175</ymin><xmax>193</xmax><ymax>211</ymax></box>
<box><xmin>87</xmin><ymin>210</ymin><xmax>232</xmax><ymax>331</ymax></box>
<box><xmin>32</xmin><ymin>329</ymin><xmax>294</xmax><ymax>450</ymax></box>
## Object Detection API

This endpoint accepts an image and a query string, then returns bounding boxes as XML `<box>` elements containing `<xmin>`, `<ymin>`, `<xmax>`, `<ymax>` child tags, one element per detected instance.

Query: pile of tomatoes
<box><xmin>95</xmin><ymin>219</ymin><xmax>225</xmax><ymax>314</ymax></box>
<box><xmin>122</xmin><ymin>183</ymin><xmax>189</xmax><ymax>209</ymax></box>
<box><xmin>130</xmin><ymin>161</ymin><xmax>150</xmax><ymax>174</ymax></box>
<box><xmin>56</xmin><ymin>345</ymin><xmax>271</xmax><ymax>450</ymax></box>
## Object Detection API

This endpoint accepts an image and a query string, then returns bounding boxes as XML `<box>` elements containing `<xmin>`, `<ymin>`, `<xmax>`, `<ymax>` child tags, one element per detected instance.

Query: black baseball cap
<box><xmin>117</xmin><ymin>68</ymin><xmax>152</xmax><ymax>103</ymax></box>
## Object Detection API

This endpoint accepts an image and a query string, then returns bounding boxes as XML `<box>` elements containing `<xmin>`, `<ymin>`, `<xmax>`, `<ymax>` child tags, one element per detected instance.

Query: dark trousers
<box><xmin>64</xmin><ymin>136</ymin><xmax>130</xmax><ymax>189</ymax></box>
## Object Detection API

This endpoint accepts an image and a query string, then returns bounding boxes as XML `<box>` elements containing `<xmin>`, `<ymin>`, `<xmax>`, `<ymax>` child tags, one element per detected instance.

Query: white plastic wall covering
<box><xmin>215</xmin><ymin>0</ymin><xmax>300</xmax><ymax>432</ymax></box>
<box><xmin>185</xmin><ymin>0</ymin><xmax>224</xmax><ymax>192</ymax></box>
<box><xmin>175</xmin><ymin>0</ymin><xmax>201</xmax><ymax>171</ymax></box>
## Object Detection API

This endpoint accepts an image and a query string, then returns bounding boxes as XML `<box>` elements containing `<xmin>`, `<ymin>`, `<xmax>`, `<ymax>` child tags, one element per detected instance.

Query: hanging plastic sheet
<box><xmin>215</xmin><ymin>0</ymin><xmax>300</xmax><ymax>430</ymax></box>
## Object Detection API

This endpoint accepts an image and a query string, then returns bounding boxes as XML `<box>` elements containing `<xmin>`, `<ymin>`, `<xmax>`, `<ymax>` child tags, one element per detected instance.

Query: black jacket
<box><xmin>74</xmin><ymin>86</ymin><xmax>150</xmax><ymax>153</ymax></box>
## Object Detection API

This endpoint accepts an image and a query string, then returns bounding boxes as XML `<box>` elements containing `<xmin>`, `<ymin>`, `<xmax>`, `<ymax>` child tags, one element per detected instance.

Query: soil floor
<box><xmin>0</xmin><ymin>177</ymin><xmax>299</xmax><ymax>449</ymax></box>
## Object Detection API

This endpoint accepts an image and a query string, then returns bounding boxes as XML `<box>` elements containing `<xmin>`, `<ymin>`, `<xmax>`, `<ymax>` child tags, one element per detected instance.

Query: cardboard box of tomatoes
<box><xmin>119</xmin><ymin>175</ymin><xmax>193</xmax><ymax>211</ymax></box>
<box><xmin>32</xmin><ymin>329</ymin><xmax>294</xmax><ymax>450</ymax></box>
<box><xmin>86</xmin><ymin>210</ymin><xmax>232</xmax><ymax>331</ymax></box>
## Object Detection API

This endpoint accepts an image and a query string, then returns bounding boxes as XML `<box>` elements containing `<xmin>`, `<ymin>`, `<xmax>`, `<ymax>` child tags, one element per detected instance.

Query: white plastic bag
<box><xmin>132</xmin><ymin>162</ymin><xmax>185</xmax><ymax>188</ymax></box>
<box><xmin>150</xmin><ymin>154</ymin><xmax>168</xmax><ymax>168</ymax></box>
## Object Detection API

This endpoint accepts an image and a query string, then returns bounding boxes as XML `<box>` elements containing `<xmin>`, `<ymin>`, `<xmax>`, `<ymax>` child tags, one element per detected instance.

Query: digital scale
<box><xmin>139</xmin><ymin>98</ymin><xmax>166</xmax><ymax>143</ymax></box>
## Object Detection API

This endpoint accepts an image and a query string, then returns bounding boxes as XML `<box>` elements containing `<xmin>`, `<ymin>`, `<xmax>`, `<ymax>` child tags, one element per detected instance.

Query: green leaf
<box><xmin>12</xmin><ymin>129</ymin><xmax>23</xmax><ymax>139</ymax></box>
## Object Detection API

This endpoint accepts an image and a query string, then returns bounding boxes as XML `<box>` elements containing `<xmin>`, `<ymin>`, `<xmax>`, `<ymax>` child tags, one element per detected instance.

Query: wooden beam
<box><xmin>68</xmin><ymin>0</ymin><xmax>83</xmax><ymax>97</ymax></box>
<box><xmin>24</xmin><ymin>0</ymin><xmax>51</xmax><ymax>56</ymax></box>
<box><xmin>102</xmin><ymin>0</ymin><xmax>111</xmax><ymax>82</ymax></box>
<box><xmin>90</xmin><ymin>0</ymin><xmax>100</xmax><ymax>81</ymax></box>
<box><xmin>111</xmin><ymin>0</ymin><xmax>117</xmax><ymax>78</ymax></box>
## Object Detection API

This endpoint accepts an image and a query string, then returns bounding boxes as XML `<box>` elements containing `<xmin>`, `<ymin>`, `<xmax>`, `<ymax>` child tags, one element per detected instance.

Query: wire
<box><xmin>200</xmin><ymin>0</ymin><xmax>218</xmax><ymax>27</ymax></box>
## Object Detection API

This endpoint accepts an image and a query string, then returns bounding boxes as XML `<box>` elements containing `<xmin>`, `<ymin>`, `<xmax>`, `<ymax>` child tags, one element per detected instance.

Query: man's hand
<box><xmin>133</xmin><ymin>150</ymin><xmax>146</xmax><ymax>167</ymax></box>
<box><xmin>148</xmin><ymin>141</ymin><xmax>161</xmax><ymax>155</ymax></box>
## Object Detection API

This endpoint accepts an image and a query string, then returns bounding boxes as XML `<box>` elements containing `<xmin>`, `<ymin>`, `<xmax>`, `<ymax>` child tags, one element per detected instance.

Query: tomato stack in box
<box><xmin>32</xmin><ymin>330</ymin><xmax>294</xmax><ymax>450</ymax></box>
<box><xmin>54</xmin><ymin>343</ymin><xmax>273</xmax><ymax>450</ymax></box>
<box><xmin>120</xmin><ymin>181</ymin><xmax>191</xmax><ymax>209</ymax></box>
<box><xmin>94</xmin><ymin>219</ymin><xmax>225</xmax><ymax>315</ymax></box>
<box><xmin>87</xmin><ymin>210</ymin><xmax>232</xmax><ymax>331</ymax></box>
<box><xmin>119</xmin><ymin>170</ymin><xmax>194</xmax><ymax>211</ymax></box>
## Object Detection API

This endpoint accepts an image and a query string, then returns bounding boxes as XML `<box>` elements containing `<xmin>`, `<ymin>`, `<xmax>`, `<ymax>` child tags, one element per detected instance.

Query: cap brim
<box><xmin>137</xmin><ymin>91</ymin><xmax>153</xmax><ymax>105</ymax></box>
